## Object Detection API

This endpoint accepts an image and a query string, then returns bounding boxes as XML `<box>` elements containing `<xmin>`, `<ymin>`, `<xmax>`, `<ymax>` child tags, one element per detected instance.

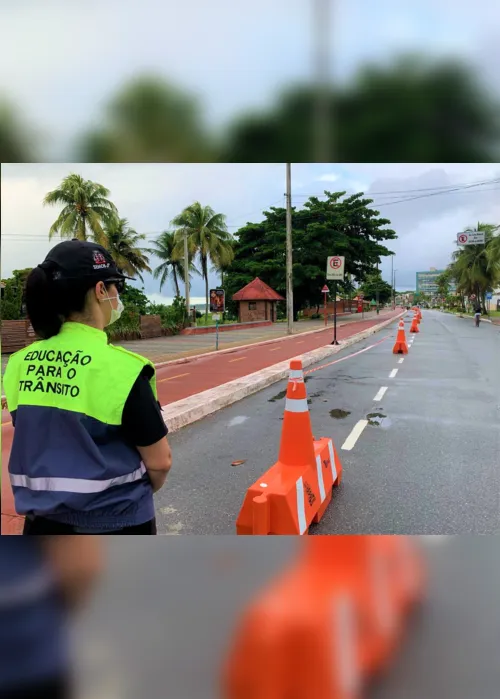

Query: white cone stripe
<box><xmin>289</xmin><ymin>369</ymin><xmax>303</xmax><ymax>379</ymax></box>
<box><xmin>295</xmin><ymin>477</ymin><xmax>307</xmax><ymax>534</ymax></box>
<box><xmin>328</xmin><ymin>439</ymin><xmax>337</xmax><ymax>480</ymax></box>
<box><xmin>316</xmin><ymin>454</ymin><xmax>326</xmax><ymax>502</ymax></box>
<box><xmin>285</xmin><ymin>398</ymin><xmax>309</xmax><ymax>413</ymax></box>
<box><xmin>334</xmin><ymin>594</ymin><xmax>360</xmax><ymax>696</ymax></box>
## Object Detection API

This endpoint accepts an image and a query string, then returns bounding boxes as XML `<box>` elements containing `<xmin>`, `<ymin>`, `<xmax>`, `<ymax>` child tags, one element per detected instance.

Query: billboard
<box><xmin>210</xmin><ymin>288</ymin><xmax>225</xmax><ymax>313</ymax></box>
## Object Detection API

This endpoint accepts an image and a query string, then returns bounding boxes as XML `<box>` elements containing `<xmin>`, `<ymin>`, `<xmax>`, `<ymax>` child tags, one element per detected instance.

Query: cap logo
<box><xmin>92</xmin><ymin>250</ymin><xmax>110</xmax><ymax>270</ymax></box>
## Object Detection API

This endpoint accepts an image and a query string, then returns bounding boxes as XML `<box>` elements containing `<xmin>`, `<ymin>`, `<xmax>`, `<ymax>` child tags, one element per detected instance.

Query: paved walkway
<box><xmin>116</xmin><ymin>310</ymin><xmax>389</xmax><ymax>365</ymax></box>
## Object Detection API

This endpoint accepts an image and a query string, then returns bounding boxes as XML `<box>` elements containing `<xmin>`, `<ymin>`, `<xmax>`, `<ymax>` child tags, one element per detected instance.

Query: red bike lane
<box><xmin>1</xmin><ymin>310</ymin><xmax>401</xmax><ymax>534</ymax></box>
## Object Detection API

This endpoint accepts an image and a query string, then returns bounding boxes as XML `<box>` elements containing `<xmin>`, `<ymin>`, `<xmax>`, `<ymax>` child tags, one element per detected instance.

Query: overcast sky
<box><xmin>2</xmin><ymin>0</ymin><xmax>500</xmax><ymax>158</ymax></box>
<box><xmin>3</xmin><ymin>163</ymin><xmax>500</xmax><ymax>301</ymax></box>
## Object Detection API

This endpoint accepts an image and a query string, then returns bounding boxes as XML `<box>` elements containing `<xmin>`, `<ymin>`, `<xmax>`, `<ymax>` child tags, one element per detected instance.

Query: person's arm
<box><xmin>137</xmin><ymin>439</ymin><xmax>172</xmax><ymax>493</ymax></box>
<box><xmin>41</xmin><ymin>536</ymin><xmax>103</xmax><ymax>611</ymax></box>
<box><xmin>122</xmin><ymin>368</ymin><xmax>172</xmax><ymax>493</ymax></box>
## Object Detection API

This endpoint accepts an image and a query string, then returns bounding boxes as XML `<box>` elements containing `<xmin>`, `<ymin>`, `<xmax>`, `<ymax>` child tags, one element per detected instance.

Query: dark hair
<box><xmin>25</xmin><ymin>263</ymin><xmax>113</xmax><ymax>339</ymax></box>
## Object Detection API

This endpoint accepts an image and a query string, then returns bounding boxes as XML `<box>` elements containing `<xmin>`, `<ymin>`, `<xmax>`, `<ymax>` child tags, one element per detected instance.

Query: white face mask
<box><xmin>100</xmin><ymin>292</ymin><xmax>124</xmax><ymax>326</ymax></box>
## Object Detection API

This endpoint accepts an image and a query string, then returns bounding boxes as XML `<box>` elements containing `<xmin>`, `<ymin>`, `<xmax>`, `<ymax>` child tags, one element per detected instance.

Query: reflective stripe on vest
<box><xmin>3</xmin><ymin>322</ymin><xmax>158</xmax><ymax>528</ymax></box>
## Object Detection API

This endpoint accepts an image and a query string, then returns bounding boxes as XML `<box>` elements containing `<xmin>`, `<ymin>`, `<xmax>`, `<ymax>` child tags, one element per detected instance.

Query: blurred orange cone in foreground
<box><xmin>236</xmin><ymin>360</ymin><xmax>342</xmax><ymax>535</ymax></box>
<box><xmin>222</xmin><ymin>536</ymin><xmax>425</xmax><ymax>699</ymax></box>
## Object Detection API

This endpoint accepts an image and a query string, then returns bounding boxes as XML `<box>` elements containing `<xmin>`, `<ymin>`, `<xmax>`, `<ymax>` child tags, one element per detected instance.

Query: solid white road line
<box><xmin>398</xmin><ymin>358</ymin><xmax>404</xmax><ymax>364</ymax></box>
<box><xmin>373</xmin><ymin>386</ymin><xmax>388</xmax><ymax>401</ymax></box>
<box><xmin>389</xmin><ymin>368</ymin><xmax>398</xmax><ymax>378</ymax></box>
<box><xmin>341</xmin><ymin>420</ymin><xmax>369</xmax><ymax>451</ymax></box>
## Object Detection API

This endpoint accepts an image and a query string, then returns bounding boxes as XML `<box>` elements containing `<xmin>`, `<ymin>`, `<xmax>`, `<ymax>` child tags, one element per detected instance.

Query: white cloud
<box><xmin>316</xmin><ymin>173</ymin><xmax>340</xmax><ymax>182</ymax></box>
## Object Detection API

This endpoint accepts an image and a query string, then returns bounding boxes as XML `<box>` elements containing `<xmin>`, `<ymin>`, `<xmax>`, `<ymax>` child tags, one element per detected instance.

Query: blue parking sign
<box><xmin>486</xmin><ymin>292</ymin><xmax>493</xmax><ymax>300</ymax></box>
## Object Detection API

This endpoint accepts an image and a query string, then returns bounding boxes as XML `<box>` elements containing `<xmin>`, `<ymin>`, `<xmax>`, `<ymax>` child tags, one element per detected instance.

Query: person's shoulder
<box><xmin>106</xmin><ymin>343</ymin><xmax>154</xmax><ymax>370</ymax></box>
<box><xmin>6</xmin><ymin>340</ymin><xmax>43</xmax><ymax>366</ymax></box>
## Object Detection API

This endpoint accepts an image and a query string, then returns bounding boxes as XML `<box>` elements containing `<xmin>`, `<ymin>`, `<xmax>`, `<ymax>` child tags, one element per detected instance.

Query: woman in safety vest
<box><xmin>0</xmin><ymin>537</ymin><xmax>101</xmax><ymax>699</ymax></box>
<box><xmin>3</xmin><ymin>239</ymin><xmax>172</xmax><ymax>535</ymax></box>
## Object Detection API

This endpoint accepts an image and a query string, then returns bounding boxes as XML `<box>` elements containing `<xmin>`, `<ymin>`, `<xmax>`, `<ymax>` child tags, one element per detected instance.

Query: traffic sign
<box><xmin>470</xmin><ymin>294</ymin><xmax>476</xmax><ymax>300</ymax></box>
<box><xmin>321</xmin><ymin>285</ymin><xmax>329</xmax><ymax>293</ymax></box>
<box><xmin>358</xmin><ymin>292</ymin><xmax>364</xmax><ymax>299</ymax></box>
<box><xmin>486</xmin><ymin>292</ymin><xmax>493</xmax><ymax>300</ymax></box>
<box><xmin>326</xmin><ymin>256</ymin><xmax>345</xmax><ymax>280</ymax></box>
<box><xmin>457</xmin><ymin>231</ymin><xmax>485</xmax><ymax>245</ymax></box>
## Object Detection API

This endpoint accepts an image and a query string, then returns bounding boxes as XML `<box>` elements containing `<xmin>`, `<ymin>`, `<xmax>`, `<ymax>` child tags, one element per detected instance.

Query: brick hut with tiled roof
<box><xmin>232</xmin><ymin>277</ymin><xmax>285</xmax><ymax>323</ymax></box>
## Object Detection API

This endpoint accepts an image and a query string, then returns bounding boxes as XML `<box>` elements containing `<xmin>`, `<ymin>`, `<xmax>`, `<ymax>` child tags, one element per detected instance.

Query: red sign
<box><xmin>458</xmin><ymin>234</ymin><xmax>468</xmax><ymax>244</ymax></box>
<box><xmin>329</xmin><ymin>256</ymin><xmax>342</xmax><ymax>269</ymax></box>
<box><xmin>470</xmin><ymin>294</ymin><xmax>476</xmax><ymax>300</ymax></box>
<box><xmin>321</xmin><ymin>285</ymin><xmax>329</xmax><ymax>293</ymax></box>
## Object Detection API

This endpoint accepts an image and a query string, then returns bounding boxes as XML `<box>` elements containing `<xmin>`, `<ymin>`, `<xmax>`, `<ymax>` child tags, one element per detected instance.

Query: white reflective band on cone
<box><xmin>334</xmin><ymin>593</ymin><xmax>361</xmax><ymax>697</ymax></box>
<box><xmin>328</xmin><ymin>440</ymin><xmax>337</xmax><ymax>480</ymax></box>
<box><xmin>289</xmin><ymin>369</ymin><xmax>303</xmax><ymax>379</ymax></box>
<box><xmin>10</xmin><ymin>463</ymin><xmax>147</xmax><ymax>494</ymax></box>
<box><xmin>316</xmin><ymin>454</ymin><xmax>326</xmax><ymax>502</ymax></box>
<box><xmin>285</xmin><ymin>398</ymin><xmax>309</xmax><ymax>413</ymax></box>
<box><xmin>370</xmin><ymin>548</ymin><xmax>396</xmax><ymax>634</ymax></box>
<box><xmin>295</xmin><ymin>477</ymin><xmax>307</xmax><ymax>534</ymax></box>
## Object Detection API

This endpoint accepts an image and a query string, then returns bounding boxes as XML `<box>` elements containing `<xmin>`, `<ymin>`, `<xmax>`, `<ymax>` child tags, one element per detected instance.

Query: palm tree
<box><xmin>451</xmin><ymin>222</ymin><xmax>500</xmax><ymax>312</ymax></box>
<box><xmin>103</xmin><ymin>217</ymin><xmax>152</xmax><ymax>281</ymax></box>
<box><xmin>147</xmin><ymin>230</ymin><xmax>196</xmax><ymax>296</ymax></box>
<box><xmin>43</xmin><ymin>173</ymin><xmax>118</xmax><ymax>243</ymax></box>
<box><xmin>210</xmin><ymin>238</ymin><xmax>235</xmax><ymax>287</ymax></box>
<box><xmin>171</xmin><ymin>202</ymin><xmax>233</xmax><ymax>321</ymax></box>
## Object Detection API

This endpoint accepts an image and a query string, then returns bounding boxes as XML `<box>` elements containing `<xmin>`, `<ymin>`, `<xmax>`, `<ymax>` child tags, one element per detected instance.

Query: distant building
<box><xmin>416</xmin><ymin>268</ymin><xmax>457</xmax><ymax>297</ymax></box>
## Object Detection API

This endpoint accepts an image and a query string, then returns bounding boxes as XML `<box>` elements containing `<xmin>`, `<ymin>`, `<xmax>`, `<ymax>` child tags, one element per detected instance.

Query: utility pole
<box><xmin>286</xmin><ymin>163</ymin><xmax>294</xmax><ymax>334</ymax></box>
<box><xmin>313</xmin><ymin>0</ymin><xmax>330</xmax><ymax>162</ymax></box>
<box><xmin>376</xmin><ymin>261</ymin><xmax>380</xmax><ymax>315</ymax></box>
<box><xmin>391</xmin><ymin>255</ymin><xmax>394</xmax><ymax>310</ymax></box>
<box><xmin>183</xmin><ymin>230</ymin><xmax>190</xmax><ymax>325</ymax></box>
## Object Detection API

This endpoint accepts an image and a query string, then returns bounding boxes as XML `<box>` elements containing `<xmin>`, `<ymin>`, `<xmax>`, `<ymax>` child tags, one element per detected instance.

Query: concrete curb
<box><xmin>454</xmin><ymin>313</ymin><xmax>497</xmax><ymax>325</ymax></box>
<box><xmin>162</xmin><ymin>311</ymin><xmax>405</xmax><ymax>433</ymax></box>
<box><xmin>152</xmin><ymin>311</ymin><xmax>398</xmax><ymax>369</ymax></box>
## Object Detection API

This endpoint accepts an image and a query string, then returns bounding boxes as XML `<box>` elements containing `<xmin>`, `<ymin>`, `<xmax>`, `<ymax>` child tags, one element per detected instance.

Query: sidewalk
<box><xmin>117</xmin><ymin>310</ymin><xmax>392</xmax><ymax>365</ymax></box>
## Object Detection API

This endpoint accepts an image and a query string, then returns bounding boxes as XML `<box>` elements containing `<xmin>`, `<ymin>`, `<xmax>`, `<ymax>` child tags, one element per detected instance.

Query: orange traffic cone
<box><xmin>236</xmin><ymin>360</ymin><xmax>342</xmax><ymax>535</ymax></box>
<box><xmin>392</xmin><ymin>320</ymin><xmax>408</xmax><ymax>354</ymax></box>
<box><xmin>409</xmin><ymin>315</ymin><xmax>419</xmax><ymax>333</ymax></box>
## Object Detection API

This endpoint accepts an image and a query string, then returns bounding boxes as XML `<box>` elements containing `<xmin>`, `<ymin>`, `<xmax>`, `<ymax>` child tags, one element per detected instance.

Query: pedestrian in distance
<box><xmin>3</xmin><ymin>240</ymin><xmax>172</xmax><ymax>535</ymax></box>
<box><xmin>0</xmin><ymin>536</ymin><xmax>102</xmax><ymax>699</ymax></box>
<box><xmin>474</xmin><ymin>302</ymin><xmax>482</xmax><ymax>327</ymax></box>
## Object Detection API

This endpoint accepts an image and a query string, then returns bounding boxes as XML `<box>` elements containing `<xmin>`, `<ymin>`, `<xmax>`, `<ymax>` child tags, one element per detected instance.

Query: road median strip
<box><xmin>161</xmin><ymin>312</ymin><xmax>404</xmax><ymax>433</ymax></box>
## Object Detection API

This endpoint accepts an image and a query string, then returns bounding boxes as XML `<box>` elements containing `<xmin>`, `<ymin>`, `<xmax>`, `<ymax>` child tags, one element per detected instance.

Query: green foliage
<box><xmin>120</xmin><ymin>285</ymin><xmax>151</xmax><ymax>315</ymax></box>
<box><xmin>77</xmin><ymin>74</ymin><xmax>215</xmax><ymax>163</ymax></box>
<box><xmin>43</xmin><ymin>173</ymin><xmax>118</xmax><ymax>243</ymax></box>
<box><xmin>449</xmin><ymin>223</ymin><xmax>500</xmax><ymax>312</ymax></box>
<box><xmin>359</xmin><ymin>272</ymin><xmax>393</xmax><ymax>304</ymax></box>
<box><xmin>224</xmin><ymin>191</ymin><xmax>396</xmax><ymax>319</ymax></box>
<box><xmin>172</xmin><ymin>202</ymin><xmax>234</xmax><ymax>319</ymax></box>
<box><xmin>103</xmin><ymin>217</ymin><xmax>151</xmax><ymax>280</ymax></box>
<box><xmin>1</xmin><ymin>268</ymin><xmax>32</xmax><ymax>320</ymax></box>
<box><xmin>147</xmin><ymin>295</ymin><xmax>187</xmax><ymax>332</ymax></box>
<box><xmin>223</xmin><ymin>56</ymin><xmax>499</xmax><ymax>162</ymax></box>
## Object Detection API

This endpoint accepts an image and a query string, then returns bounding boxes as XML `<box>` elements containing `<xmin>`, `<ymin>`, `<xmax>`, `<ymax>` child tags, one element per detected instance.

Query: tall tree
<box><xmin>172</xmin><ymin>202</ymin><xmax>233</xmax><ymax>320</ymax></box>
<box><xmin>223</xmin><ymin>56</ymin><xmax>499</xmax><ymax>162</ymax></box>
<box><xmin>451</xmin><ymin>223</ymin><xmax>500</xmax><ymax>312</ymax></box>
<box><xmin>224</xmin><ymin>191</ymin><xmax>397</xmax><ymax>320</ymax></box>
<box><xmin>147</xmin><ymin>230</ymin><xmax>196</xmax><ymax>297</ymax></box>
<box><xmin>77</xmin><ymin>75</ymin><xmax>215</xmax><ymax>162</ymax></box>
<box><xmin>103</xmin><ymin>217</ymin><xmax>151</xmax><ymax>281</ymax></box>
<box><xmin>43</xmin><ymin>173</ymin><xmax>118</xmax><ymax>243</ymax></box>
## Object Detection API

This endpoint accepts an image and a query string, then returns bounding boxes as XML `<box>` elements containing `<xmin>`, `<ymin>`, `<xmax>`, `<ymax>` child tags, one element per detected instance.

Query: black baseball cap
<box><xmin>43</xmin><ymin>239</ymin><xmax>135</xmax><ymax>285</ymax></box>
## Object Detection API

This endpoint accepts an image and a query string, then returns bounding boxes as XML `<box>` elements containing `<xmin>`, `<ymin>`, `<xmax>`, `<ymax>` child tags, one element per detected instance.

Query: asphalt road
<box><xmin>157</xmin><ymin>311</ymin><xmax>500</xmax><ymax>534</ymax></box>
<box><xmin>74</xmin><ymin>536</ymin><xmax>500</xmax><ymax>699</ymax></box>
